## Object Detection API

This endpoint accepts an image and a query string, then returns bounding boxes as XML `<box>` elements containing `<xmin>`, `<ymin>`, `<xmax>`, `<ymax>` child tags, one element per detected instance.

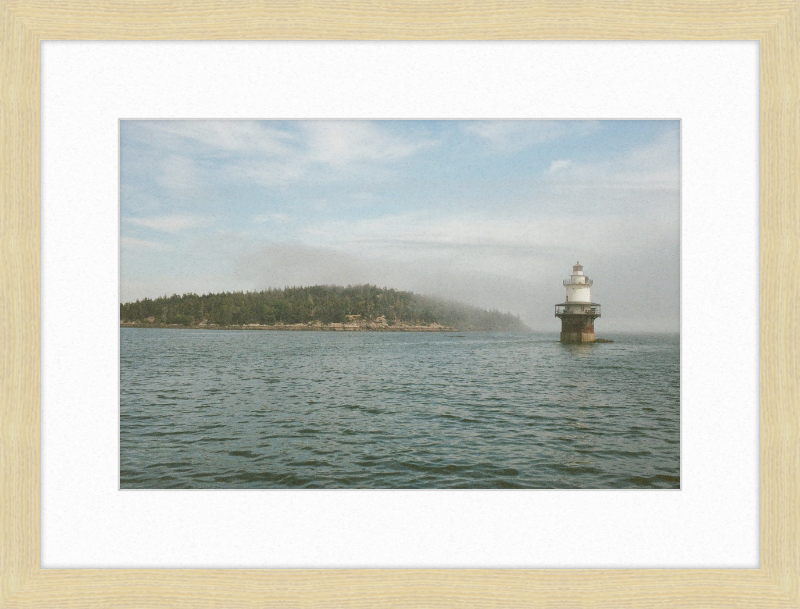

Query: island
<box><xmin>120</xmin><ymin>284</ymin><xmax>530</xmax><ymax>332</ymax></box>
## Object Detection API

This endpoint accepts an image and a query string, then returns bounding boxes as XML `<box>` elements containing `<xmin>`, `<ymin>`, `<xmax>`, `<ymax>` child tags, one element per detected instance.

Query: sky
<box><xmin>120</xmin><ymin>120</ymin><xmax>680</xmax><ymax>332</ymax></box>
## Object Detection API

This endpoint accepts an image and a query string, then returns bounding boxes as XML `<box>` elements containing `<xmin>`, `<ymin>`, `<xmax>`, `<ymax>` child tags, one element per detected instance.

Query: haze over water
<box><xmin>120</xmin><ymin>329</ymin><xmax>679</xmax><ymax>489</ymax></box>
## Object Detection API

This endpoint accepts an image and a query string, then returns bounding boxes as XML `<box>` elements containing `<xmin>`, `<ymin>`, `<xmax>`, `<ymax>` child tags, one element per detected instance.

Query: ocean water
<box><xmin>120</xmin><ymin>329</ymin><xmax>680</xmax><ymax>489</ymax></box>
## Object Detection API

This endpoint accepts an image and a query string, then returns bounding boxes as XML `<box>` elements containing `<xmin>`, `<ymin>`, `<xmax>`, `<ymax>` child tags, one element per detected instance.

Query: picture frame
<box><xmin>1</xmin><ymin>1</ymin><xmax>797</xmax><ymax>607</ymax></box>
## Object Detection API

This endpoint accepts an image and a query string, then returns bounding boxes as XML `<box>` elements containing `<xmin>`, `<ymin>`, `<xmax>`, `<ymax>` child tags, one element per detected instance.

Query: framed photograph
<box><xmin>2</xmin><ymin>2</ymin><xmax>797</xmax><ymax>607</ymax></box>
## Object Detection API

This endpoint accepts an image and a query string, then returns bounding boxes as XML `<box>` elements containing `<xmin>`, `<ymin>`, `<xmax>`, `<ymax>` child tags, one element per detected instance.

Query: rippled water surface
<box><xmin>120</xmin><ymin>329</ymin><xmax>679</xmax><ymax>489</ymax></box>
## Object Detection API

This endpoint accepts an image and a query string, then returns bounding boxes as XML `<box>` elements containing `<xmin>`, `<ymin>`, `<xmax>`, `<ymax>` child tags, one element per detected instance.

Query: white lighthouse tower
<box><xmin>554</xmin><ymin>262</ymin><xmax>601</xmax><ymax>343</ymax></box>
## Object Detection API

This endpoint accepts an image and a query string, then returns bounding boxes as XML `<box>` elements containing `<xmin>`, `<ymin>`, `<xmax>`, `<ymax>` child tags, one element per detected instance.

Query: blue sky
<box><xmin>121</xmin><ymin>120</ymin><xmax>680</xmax><ymax>332</ymax></box>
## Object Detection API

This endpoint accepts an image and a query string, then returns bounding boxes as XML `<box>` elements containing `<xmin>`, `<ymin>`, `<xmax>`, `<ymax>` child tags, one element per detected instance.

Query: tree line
<box><xmin>120</xmin><ymin>284</ymin><xmax>529</xmax><ymax>331</ymax></box>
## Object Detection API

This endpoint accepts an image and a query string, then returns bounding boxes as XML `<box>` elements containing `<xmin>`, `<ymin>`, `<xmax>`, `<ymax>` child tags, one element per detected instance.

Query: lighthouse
<box><xmin>554</xmin><ymin>262</ymin><xmax>601</xmax><ymax>343</ymax></box>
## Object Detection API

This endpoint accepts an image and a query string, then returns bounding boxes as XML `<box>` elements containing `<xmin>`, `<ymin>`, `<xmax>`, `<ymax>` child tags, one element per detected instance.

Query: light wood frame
<box><xmin>1</xmin><ymin>1</ymin><xmax>798</xmax><ymax>607</ymax></box>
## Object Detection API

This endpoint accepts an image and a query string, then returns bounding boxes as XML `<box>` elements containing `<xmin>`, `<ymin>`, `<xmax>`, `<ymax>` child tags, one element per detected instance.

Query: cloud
<box><xmin>219</xmin><ymin>122</ymin><xmax>439</xmax><ymax>186</ymax></box>
<box><xmin>124</xmin><ymin>121</ymin><xmax>441</xmax><ymax>193</ymax></box>
<box><xmin>156</xmin><ymin>155</ymin><xmax>200</xmax><ymax>191</ymax></box>
<box><xmin>462</xmin><ymin>121</ymin><xmax>600</xmax><ymax>153</ymax></box>
<box><xmin>127</xmin><ymin>120</ymin><xmax>295</xmax><ymax>156</ymax></box>
<box><xmin>548</xmin><ymin>159</ymin><xmax>572</xmax><ymax>173</ymax></box>
<box><xmin>253</xmin><ymin>213</ymin><xmax>291</xmax><ymax>224</ymax></box>
<box><xmin>302</xmin><ymin>121</ymin><xmax>437</xmax><ymax>166</ymax></box>
<box><xmin>299</xmin><ymin>207</ymin><xmax>674</xmax><ymax>267</ymax></box>
<box><xmin>125</xmin><ymin>120</ymin><xmax>438</xmax><ymax>188</ymax></box>
<box><xmin>126</xmin><ymin>214</ymin><xmax>209</xmax><ymax>233</ymax></box>
<box><xmin>545</xmin><ymin>129</ymin><xmax>679</xmax><ymax>190</ymax></box>
<box><xmin>228</xmin><ymin>160</ymin><xmax>307</xmax><ymax>186</ymax></box>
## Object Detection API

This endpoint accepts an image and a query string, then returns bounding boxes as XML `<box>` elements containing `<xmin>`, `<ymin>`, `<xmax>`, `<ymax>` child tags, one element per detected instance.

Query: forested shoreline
<box><xmin>120</xmin><ymin>284</ymin><xmax>529</xmax><ymax>332</ymax></box>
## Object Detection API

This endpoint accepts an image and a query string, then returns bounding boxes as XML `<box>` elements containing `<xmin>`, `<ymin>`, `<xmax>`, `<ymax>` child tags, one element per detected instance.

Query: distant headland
<box><xmin>120</xmin><ymin>284</ymin><xmax>530</xmax><ymax>332</ymax></box>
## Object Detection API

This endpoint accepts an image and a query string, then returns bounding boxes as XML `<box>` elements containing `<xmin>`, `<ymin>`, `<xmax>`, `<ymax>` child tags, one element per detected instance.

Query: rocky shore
<box><xmin>120</xmin><ymin>317</ymin><xmax>458</xmax><ymax>332</ymax></box>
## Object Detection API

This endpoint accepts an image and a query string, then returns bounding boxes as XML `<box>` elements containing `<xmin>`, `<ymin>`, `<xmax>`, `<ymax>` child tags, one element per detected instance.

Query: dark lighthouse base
<box><xmin>559</xmin><ymin>314</ymin><xmax>596</xmax><ymax>343</ymax></box>
<box><xmin>554</xmin><ymin>302</ymin><xmax>601</xmax><ymax>343</ymax></box>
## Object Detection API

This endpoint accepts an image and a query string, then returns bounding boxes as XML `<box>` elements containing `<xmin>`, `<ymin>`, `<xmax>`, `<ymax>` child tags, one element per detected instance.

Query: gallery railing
<box><xmin>554</xmin><ymin>304</ymin><xmax>601</xmax><ymax>317</ymax></box>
